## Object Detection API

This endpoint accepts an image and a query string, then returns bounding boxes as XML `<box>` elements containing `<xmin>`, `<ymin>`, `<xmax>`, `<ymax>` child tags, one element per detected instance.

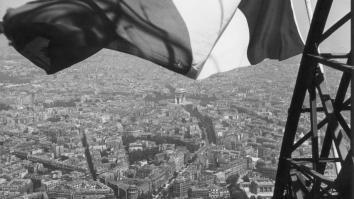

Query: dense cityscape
<box><xmin>0</xmin><ymin>35</ymin><xmax>340</xmax><ymax>199</ymax></box>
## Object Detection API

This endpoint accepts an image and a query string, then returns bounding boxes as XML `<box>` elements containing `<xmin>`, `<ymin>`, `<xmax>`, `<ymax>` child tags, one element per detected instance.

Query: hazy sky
<box><xmin>0</xmin><ymin>0</ymin><xmax>31</xmax><ymax>17</ymax></box>
<box><xmin>0</xmin><ymin>0</ymin><xmax>350</xmax><ymax>52</ymax></box>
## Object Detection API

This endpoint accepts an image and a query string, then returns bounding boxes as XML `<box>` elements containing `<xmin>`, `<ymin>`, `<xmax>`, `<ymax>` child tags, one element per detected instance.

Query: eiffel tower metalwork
<box><xmin>273</xmin><ymin>0</ymin><xmax>353</xmax><ymax>198</ymax></box>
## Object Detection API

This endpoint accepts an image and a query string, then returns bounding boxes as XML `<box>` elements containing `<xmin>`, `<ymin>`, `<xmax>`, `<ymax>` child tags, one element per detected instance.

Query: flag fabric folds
<box><xmin>2</xmin><ymin>0</ymin><xmax>304</xmax><ymax>79</ymax></box>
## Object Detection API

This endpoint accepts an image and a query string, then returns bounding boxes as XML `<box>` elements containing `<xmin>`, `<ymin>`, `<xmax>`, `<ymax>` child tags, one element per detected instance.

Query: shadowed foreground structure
<box><xmin>273</xmin><ymin>0</ymin><xmax>353</xmax><ymax>198</ymax></box>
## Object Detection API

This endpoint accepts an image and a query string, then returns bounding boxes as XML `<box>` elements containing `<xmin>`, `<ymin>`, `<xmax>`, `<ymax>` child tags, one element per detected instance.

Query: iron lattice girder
<box><xmin>273</xmin><ymin>0</ymin><xmax>353</xmax><ymax>198</ymax></box>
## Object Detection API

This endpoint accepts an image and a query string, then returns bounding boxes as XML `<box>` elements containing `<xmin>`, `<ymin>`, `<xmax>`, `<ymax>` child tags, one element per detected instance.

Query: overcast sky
<box><xmin>0</xmin><ymin>0</ymin><xmax>350</xmax><ymax>52</ymax></box>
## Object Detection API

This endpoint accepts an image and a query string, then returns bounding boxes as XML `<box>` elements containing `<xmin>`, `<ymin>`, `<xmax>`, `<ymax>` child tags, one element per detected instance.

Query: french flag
<box><xmin>2</xmin><ymin>0</ymin><xmax>304</xmax><ymax>79</ymax></box>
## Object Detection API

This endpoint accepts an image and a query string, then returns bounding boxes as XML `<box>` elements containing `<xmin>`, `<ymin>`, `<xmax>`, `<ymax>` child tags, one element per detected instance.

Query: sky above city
<box><xmin>0</xmin><ymin>0</ymin><xmax>350</xmax><ymax>52</ymax></box>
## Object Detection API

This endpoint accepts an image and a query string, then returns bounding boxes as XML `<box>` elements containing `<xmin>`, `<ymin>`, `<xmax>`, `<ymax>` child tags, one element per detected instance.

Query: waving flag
<box><xmin>2</xmin><ymin>0</ymin><xmax>303</xmax><ymax>79</ymax></box>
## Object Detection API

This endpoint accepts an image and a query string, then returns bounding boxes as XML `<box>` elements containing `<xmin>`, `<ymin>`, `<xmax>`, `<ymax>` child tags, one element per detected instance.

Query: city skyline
<box><xmin>1</xmin><ymin>33</ymin><xmax>343</xmax><ymax>198</ymax></box>
<box><xmin>0</xmin><ymin>1</ymin><xmax>350</xmax><ymax>198</ymax></box>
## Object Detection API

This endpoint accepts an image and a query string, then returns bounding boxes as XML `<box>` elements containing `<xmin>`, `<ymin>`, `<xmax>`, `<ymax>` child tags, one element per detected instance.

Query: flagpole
<box><xmin>304</xmin><ymin>0</ymin><xmax>314</xmax><ymax>21</ymax></box>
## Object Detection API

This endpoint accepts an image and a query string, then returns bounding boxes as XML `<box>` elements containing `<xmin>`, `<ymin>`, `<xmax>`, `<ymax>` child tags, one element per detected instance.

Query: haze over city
<box><xmin>0</xmin><ymin>1</ymin><xmax>350</xmax><ymax>199</ymax></box>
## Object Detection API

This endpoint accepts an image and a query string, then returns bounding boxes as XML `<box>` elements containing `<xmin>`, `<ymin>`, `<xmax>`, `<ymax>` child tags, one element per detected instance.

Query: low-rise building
<box><xmin>249</xmin><ymin>180</ymin><xmax>274</xmax><ymax>199</ymax></box>
<box><xmin>188</xmin><ymin>186</ymin><xmax>209</xmax><ymax>199</ymax></box>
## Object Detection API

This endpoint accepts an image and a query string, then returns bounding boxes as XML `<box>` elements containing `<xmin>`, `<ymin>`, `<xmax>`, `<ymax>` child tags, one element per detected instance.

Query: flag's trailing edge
<box><xmin>2</xmin><ymin>0</ymin><xmax>304</xmax><ymax>80</ymax></box>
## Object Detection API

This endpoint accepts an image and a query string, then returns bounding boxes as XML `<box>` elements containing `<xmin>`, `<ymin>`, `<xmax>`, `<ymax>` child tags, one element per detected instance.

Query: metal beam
<box><xmin>287</xmin><ymin>160</ymin><xmax>335</xmax><ymax>187</ymax></box>
<box><xmin>291</xmin><ymin>118</ymin><xmax>327</xmax><ymax>152</ymax></box>
<box><xmin>350</xmin><ymin>2</ymin><xmax>354</xmax><ymax>199</ymax></box>
<box><xmin>313</xmin><ymin>63</ymin><xmax>351</xmax><ymax>174</ymax></box>
<box><xmin>320</xmin><ymin>53</ymin><xmax>350</xmax><ymax>59</ymax></box>
<box><xmin>319</xmin><ymin>12</ymin><xmax>351</xmax><ymax>43</ymax></box>
<box><xmin>307</xmin><ymin>54</ymin><xmax>353</xmax><ymax>73</ymax></box>
<box><xmin>273</xmin><ymin>0</ymin><xmax>334</xmax><ymax>197</ymax></box>
<box><xmin>309</xmin><ymin>75</ymin><xmax>319</xmax><ymax>172</ymax></box>
<box><xmin>290</xmin><ymin>158</ymin><xmax>341</xmax><ymax>163</ymax></box>
<box><xmin>274</xmin><ymin>1</ymin><xmax>354</xmax><ymax>198</ymax></box>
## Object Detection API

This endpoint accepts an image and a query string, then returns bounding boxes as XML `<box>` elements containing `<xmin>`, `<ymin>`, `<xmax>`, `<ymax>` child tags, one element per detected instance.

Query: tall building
<box><xmin>54</xmin><ymin>145</ymin><xmax>64</xmax><ymax>158</ymax></box>
<box><xmin>171</xmin><ymin>177</ymin><xmax>190</xmax><ymax>199</ymax></box>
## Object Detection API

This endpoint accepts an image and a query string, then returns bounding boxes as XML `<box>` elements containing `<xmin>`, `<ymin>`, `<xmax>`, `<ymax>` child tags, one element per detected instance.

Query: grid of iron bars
<box><xmin>273</xmin><ymin>0</ymin><xmax>353</xmax><ymax>198</ymax></box>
